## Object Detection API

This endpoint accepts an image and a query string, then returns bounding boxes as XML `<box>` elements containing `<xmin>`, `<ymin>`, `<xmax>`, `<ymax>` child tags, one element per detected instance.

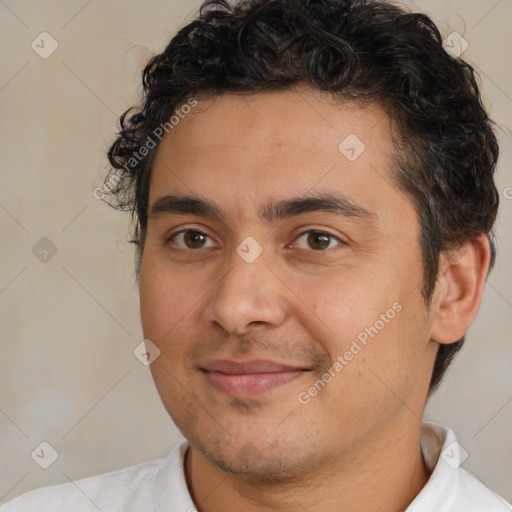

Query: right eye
<box><xmin>167</xmin><ymin>230</ymin><xmax>217</xmax><ymax>250</ymax></box>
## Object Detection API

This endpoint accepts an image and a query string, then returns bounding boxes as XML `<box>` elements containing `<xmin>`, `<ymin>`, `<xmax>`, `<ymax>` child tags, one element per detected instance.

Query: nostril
<box><xmin>248</xmin><ymin>320</ymin><xmax>267</xmax><ymax>328</ymax></box>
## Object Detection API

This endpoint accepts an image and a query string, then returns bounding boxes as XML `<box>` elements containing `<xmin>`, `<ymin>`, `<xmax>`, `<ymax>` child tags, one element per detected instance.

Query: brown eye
<box><xmin>294</xmin><ymin>231</ymin><xmax>341</xmax><ymax>251</ymax></box>
<box><xmin>184</xmin><ymin>231</ymin><xmax>207</xmax><ymax>248</ymax></box>
<box><xmin>307</xmin><ymin>232</ymin><xmax>330</xmax><ymax>250</ymax></box>
<box><xmin>171</xmin><ymin>230</ymin><xmax>214</xmax><ymax>249</ymax></box>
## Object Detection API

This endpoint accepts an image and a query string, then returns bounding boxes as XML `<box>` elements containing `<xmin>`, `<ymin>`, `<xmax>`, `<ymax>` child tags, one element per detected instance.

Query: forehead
<box><xmin>148</xmin><ymin>89</ymin><xmax>405</xmax><ymax>226</ymax></box>
<box><xmin>162</xmin><ymin>88</ymin><xmax>392</xmax><ymax>157</ymax></box>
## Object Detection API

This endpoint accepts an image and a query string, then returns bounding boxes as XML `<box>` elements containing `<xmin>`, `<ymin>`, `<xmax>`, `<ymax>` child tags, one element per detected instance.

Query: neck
<box><xmin>184</xmin><ymin>416</ymin><xmax>431</xmax><ymax>512</ymax></box>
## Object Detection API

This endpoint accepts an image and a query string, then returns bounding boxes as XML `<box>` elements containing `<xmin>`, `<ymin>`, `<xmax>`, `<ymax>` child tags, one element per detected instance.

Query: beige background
<box><xmin>0</xmin><ymin>0</ymin><xmax>511</xmax><ymax>504</ymax></box>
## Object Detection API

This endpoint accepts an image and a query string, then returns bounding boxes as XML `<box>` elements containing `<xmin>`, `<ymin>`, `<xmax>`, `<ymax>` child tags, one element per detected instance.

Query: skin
<box><xmin>138</xmin><ymin>87</ymin><xmax>491</xmax><ymax>512</ymax></box>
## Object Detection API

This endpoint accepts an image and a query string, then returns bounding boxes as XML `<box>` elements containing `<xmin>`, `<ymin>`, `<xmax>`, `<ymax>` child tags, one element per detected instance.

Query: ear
<box><xmin>430</xmin><ymin>234</ymin><xmax>492</xmax><ymax>345</ymax></box>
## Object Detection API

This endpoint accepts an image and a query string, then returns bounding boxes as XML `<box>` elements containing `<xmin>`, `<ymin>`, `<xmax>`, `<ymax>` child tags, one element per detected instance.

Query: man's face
<box><xmin>139</xmin><ymin>89</ymin><xmax>439</xmax><ymax>478</ymax></box>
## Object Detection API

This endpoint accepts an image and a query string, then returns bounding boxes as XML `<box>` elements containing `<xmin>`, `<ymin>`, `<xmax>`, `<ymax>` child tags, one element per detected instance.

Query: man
<box><xmin>2</xmin><ymin>0</ymin><xmax>510</xmax><ymax>510</ymax></box>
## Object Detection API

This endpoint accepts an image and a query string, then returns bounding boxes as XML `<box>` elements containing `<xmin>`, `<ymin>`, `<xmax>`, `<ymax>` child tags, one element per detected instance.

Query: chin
<box><xmin>191</xmin><ymin>433</ymin><xmax>315</xmax><ymax>483</ymax></box>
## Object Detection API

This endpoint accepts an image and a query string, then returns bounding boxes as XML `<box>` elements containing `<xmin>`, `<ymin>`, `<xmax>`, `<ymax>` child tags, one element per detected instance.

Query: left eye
<box><xmin>294</xmin><ymin>231</ymin><xmax>342</xmax><ymax>251</ymax></box>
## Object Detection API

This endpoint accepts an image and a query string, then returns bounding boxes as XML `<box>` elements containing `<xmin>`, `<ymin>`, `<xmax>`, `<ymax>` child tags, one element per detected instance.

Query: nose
<box><xmin>204</xmin><ymin>250</ymin><xmax>289</xmax><ymax>336</ymax></box>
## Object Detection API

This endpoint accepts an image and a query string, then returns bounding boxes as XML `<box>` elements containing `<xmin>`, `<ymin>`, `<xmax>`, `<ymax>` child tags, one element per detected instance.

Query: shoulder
<box><xmin>455</xmin><ymin>468</ymin><xmax>512</xmax><ymax>511</ymax></box>
<box><xmin>0</xmin><ymin>457</ymin><xmax>164</xmax><ymax>512</ymax></box>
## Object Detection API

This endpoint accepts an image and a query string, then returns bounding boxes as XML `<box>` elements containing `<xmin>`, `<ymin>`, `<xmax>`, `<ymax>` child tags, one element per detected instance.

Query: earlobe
<box><xmin>430</xmin><ymin>234</ymin><xmax>492</xmax><ymax>345</ymax></box>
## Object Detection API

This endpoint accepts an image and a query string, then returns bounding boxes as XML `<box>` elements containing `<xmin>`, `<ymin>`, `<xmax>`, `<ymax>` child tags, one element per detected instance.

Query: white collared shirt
<box><xmin>2</xmin><ymin>422</ymin><xmax>510</xmax><ymax>511</ymax></box>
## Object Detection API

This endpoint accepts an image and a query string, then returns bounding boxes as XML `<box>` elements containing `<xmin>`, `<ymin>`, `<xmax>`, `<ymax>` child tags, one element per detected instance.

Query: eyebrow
<box><xmin>148</xmin><ymin>192</ymin><xmax>378</xmax><ymax>227</ymax></box>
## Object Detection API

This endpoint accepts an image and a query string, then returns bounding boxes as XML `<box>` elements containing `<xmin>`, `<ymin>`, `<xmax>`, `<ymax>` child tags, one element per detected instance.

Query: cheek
<box><xmin>139</xmin><ymin>267</ymin><xmax>195</xmax><ymax>395</ymax></box>
<box><xmin>139</xmin><ymin>271</ymin><xmax>166</xmax><ymax>336</ymax></box>
<box><xmin>290</xmin><ymin>266</ymin><xmax>427</xmax><ymax>394</ymax></box>
<box><xmin>138</xmin><ymin>254</ymin><xmax>220</xmax><ymax>374</ymax></box>
<box><xmin>139</xmin><ymin>257</ymin><xmax>194</xmax><ymax>339</ymax></box>
<box><xmin>286</xmin><ymin>267</ymin><xmax>397</xmax><ymax>354</ymax></box>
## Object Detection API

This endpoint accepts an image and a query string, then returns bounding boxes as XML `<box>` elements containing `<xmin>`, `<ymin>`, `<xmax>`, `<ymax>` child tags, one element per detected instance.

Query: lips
<box><xmin>201</xmin><ymin>359</ymin><xmax>309</xmax><ymax>396</ymax></box>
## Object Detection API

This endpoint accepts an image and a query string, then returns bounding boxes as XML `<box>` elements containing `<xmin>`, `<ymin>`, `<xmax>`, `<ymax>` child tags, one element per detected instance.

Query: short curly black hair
<box><xmin>105</xmin><ymin>0</ymin><xmax>500</xmax><ymax>395</ymax></box>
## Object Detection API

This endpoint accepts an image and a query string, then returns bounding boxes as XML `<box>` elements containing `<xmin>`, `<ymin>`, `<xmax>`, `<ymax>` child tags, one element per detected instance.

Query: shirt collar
<box><xmin>408</xmin><ymin>421</ymin><xmax>511</xmax><ymax>511</ymax></box>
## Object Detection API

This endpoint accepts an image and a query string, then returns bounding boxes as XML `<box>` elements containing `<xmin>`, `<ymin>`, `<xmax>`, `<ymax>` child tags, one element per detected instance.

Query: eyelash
<box><xmin>166</xmin><ymin>228</ymin><xmax>344</xmax><ymax>252</ymax></box>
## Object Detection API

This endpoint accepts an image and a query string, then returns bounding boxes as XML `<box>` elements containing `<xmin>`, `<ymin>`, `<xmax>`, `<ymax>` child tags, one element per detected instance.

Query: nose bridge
<box><xmin>206</xmin><ymin>246</ymin><xmax>288</xmax><ymax>334</ymax></box>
